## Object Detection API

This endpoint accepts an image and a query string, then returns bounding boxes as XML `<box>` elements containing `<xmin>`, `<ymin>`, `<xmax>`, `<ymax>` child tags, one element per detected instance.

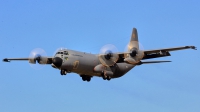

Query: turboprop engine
<box><xmin>124</xmin><ymin>49</ymin><xmax>144</xmax><ymax>64</ymax></box>
<box><xmin>29</xmin><ymin>48</ymin><xmax>48</xmax><ymax>64</ymax></box>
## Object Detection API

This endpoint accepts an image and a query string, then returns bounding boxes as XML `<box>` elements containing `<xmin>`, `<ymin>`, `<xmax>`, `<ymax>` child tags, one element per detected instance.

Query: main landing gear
<box><xmin>80</xmin><ymin>75</ymin><xmax>92</xmax><ymax>82</ymax></box>
<box><xmin>101</xmin><ymin>73</ymin><xmax>111</xmax><ymax>81</ymax></box>
<box><xmin>60</xmin><ymin>69</ymin><xmax>67</xmax><ymax>75</ymax></box>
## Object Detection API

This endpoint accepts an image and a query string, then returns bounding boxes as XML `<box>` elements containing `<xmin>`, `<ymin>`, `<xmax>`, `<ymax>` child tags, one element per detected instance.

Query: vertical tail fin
<box><xmin>128</xmin><ymin>28</ymin><xmax>139</xmax><ymax>49</ymax></box>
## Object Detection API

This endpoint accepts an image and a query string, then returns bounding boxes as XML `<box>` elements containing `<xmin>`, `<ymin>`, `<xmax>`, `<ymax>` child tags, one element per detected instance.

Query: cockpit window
<box><xmin>56</xmin><ymin>51</ymin><xmax>67</xmax><ymax>55</ymax></box>
<box><xmin>63</xmin><ymin>51</ymin><xmax>69</xmax><ymax>55</ymax></box>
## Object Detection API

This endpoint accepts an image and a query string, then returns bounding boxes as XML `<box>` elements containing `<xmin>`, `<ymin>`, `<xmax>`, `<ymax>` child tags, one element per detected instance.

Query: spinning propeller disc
<box><xmin>99</xmin><ymin>44</ymin><xmax>119</xmax><ymax>66</ymax></box>
<box><xmin>29</xmin><ymin>48</ymin><xmax>47</xmax><ymax>70</ymax></box>
<box><xmin>124</xmin><ymin>41</ymin><xmax>144</xmax><ymax>64</ymax></box>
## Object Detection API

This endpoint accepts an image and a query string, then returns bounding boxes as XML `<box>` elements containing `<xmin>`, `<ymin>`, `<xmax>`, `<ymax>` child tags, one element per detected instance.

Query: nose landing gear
<box><xmin>60</xmin><ymin>69</ymin><xmax>67</xmax><ymax>75</ymax></box>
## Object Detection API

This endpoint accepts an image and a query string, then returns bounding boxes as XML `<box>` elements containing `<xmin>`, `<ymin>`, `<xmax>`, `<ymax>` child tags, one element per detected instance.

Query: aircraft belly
<box><xmin>113</xmin><ymin>63</ymin><xmax>135</xmax><ymax>78</ymax></box>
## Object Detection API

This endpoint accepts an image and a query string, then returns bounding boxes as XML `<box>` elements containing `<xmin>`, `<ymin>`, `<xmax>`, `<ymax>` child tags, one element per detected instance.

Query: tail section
<box><xmin>124</xmin><ymin>28</ymin><xmax>144</xmax><ymax>64</ymax></box>
<box><xmin>128</xmin><ymin>28</ymin><xmax>139</xmax><ymax>49</ymax></box>
<box><xmin>130</xmin><ymin>28</ymin><xmax>138</xmax><ymax>41</ymax></box>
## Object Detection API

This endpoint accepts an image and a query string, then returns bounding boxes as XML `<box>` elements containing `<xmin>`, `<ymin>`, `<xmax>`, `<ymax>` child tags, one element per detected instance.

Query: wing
<box><xmin>142</xmin><ymin>46</ymin><xmax>196</xmax><ymax>60</ymax></box>
<box><xmin>3</xmin><ymin>57</ymin><xmax>53</xmax><ymax>64</ymax></box>
<box><xmin>116</xmin><ymin>46</ymin><xmax>196</xmax><ymax>63</ymax></box>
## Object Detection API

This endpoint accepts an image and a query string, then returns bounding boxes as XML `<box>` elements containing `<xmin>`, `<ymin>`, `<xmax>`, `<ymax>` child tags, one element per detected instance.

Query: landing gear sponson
<box><xmin>60</xmin><ymin>70</ymin><xmax>111</xmax><ymax>82</ymax></box>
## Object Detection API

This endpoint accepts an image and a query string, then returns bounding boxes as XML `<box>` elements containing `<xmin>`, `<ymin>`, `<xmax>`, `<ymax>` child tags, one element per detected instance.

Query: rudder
<box><xmin>128</xmin><ymin>28</ymin><xmax>139</xmax><ymax>49</ymax></box>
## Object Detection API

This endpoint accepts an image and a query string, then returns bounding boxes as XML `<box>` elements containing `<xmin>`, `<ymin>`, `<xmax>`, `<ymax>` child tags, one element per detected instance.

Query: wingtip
<box><xmin>186</xmin><ymin>46</ymin><xmax>197</xmax><ymax>50</ymax></box>
<box><xmin>192</xmin><ymin>46</ymin><xmax>197</xmax><ymax>50</ymax></box>
<box><xmin>3</xmin><ymin>58</ymin><xmax>10</xmax><ymax>62</ymax></box>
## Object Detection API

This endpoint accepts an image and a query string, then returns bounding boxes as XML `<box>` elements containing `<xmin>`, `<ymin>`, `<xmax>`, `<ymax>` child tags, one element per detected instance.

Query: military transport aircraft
<box><xmin>3</xmin><ymin>28</ymin><xmax>197</xmax><ymax>82</ymax></box>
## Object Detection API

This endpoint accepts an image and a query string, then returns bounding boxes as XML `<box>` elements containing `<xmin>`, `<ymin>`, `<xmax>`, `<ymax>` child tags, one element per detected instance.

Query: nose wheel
<box><xmin>60</xmin><ymin>69</ymin><xmax>67</xmax><ymax>75</ymax></box>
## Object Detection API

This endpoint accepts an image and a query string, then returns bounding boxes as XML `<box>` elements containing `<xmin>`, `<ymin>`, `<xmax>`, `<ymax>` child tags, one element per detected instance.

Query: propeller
<box><xmin>99</xmin><ymin>44</ymin><xmax>119</xmax><ymax>66</ymax></box>
<box><xmin>29</xmin><ymin>48</ymin><xmax>48</xmax><ymax>70</ymax></box>
<box><xmin>124</xmin><ymin>41</ymin><xmax>145</xmax><ymax>64</ymax></box>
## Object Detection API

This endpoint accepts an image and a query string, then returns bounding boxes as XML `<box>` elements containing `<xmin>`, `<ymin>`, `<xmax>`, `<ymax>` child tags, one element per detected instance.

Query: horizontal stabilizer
<box><xmin>138</xmin><ymin>61</ymin><xmax>171</xmax><ymax>65</ymax></box>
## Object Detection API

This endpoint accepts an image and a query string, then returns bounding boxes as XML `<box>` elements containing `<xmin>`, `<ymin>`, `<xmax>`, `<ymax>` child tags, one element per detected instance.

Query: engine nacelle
<box><xmin>29</xmin><ymin>56</ymin><xmax>47</xmax><ymax>64</ymax></box>
<box><xmin>29</xmin><ymin>58</ymin><xmax>36</xmax><ymax>64</ymax></box>
<box><xmin>124</xmin><ymin>50</ymin><xmax>144</xmax><ymax>64</ymax></box>
<box><xmin>124</xmin><ymin>57</ymin><xmax>137</xmax><ymax>64</ymax></box>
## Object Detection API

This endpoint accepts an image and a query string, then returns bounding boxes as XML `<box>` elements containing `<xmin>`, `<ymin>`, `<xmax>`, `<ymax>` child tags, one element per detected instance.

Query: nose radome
<box><xmin>52</xmin><ymin>57</ymin><xmax>63</xmax><ymax>68</ymax></box>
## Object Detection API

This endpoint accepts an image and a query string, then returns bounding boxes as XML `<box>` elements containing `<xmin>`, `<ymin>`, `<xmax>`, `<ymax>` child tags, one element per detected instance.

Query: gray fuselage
<box><xmin>54</xmin><ymin>49</ymin><xmax>135</xmax><ymax>78</ymax></box>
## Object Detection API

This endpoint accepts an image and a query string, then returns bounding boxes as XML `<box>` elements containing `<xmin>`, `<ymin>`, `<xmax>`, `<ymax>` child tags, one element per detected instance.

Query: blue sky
<box><xmin>0</xmin><ymin>0</ymin><xmax>200</xmax><ymax>112</ymax></box>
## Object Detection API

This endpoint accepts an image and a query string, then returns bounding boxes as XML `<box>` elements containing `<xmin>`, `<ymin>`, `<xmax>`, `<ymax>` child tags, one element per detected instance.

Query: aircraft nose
<box><xmin>52</xmin><ymin>57</ymin><xmax>63</xmax><ymax>68</ymax></box>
